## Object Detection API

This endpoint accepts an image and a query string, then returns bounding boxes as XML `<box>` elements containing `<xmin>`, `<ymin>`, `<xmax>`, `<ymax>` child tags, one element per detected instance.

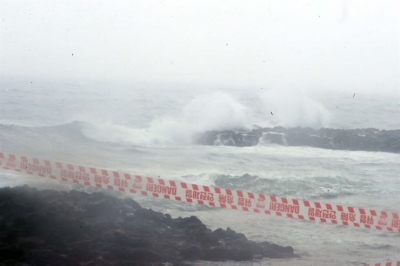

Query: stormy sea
<box><xmin>0</xmin><ymin>79</ymin><xmax>399</xmax><ymax>265</ymax></box>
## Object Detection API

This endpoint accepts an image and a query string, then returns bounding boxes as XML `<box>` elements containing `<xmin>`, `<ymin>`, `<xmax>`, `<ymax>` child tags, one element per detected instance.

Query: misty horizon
<box><xmin>1</xmin><ymin>0</ymin><xmax>399</xmax><ymax>94</ymax></box>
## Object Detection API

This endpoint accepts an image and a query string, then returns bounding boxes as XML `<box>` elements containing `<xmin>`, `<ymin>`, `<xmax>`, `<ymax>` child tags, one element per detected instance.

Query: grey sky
<box><xmin>0</xmin><ymin>0</ymin><xmax>398</xmax><ymax>92</ymax></box>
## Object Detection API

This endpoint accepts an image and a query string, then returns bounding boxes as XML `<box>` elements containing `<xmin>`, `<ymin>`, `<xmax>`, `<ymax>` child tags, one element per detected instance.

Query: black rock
<box><xmin>179</xmin><ymin>245</ymin><xmax>204</xmax><ymax>260</ymax></box>
<box><xmin>195</xmin><ymin>127</ymin><xmax>400</xmax><ymax>153</ymax></box>
<box><xmin>0</xmin><ymin>185</ymin><xmax>298</xmax><ymax>265</ymax></box>
<box><xmin>203</xmin><ymin>246</ymin><xmax>253</xmax><ymax>261</ymax></box>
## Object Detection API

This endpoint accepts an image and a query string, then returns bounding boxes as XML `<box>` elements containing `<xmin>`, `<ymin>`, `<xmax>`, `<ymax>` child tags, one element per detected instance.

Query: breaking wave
<box><xmin>1</xmin><ymin>119</ymin><xmax>399</xmax><ymax>154</ymax></box>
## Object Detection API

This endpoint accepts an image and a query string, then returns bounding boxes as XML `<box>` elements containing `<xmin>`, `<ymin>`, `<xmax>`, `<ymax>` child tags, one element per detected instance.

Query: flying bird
<box><xmin>270</xmin><ymin>112</ymin><xmax>273</xmax><ymax>116</ymax></box>
<box><xmin>353</xmin><ymin>93</ymin><xmax>355</xmax><ymax>98</ymax></box>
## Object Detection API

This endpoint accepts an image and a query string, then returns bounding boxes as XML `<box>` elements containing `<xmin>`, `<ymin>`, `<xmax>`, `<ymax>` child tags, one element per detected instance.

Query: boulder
<box><xmin>195</xmin><ymin>127</ymin><xmax>400</xmax><ymax>153</ymax></box>
<box><xmin>0</xmin><ymin>185</ymin><xmax>298</xmax><ymax>265</ymax></box>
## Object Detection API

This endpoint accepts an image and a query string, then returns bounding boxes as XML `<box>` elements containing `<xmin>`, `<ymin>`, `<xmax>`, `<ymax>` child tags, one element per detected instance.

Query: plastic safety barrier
<box><xmin>1</xmin><ymin>152</ymin><xmax>399</xmax><ymax>265</ymax></box>
<box><xmin>364</xmin><ymin>262</ymin><xmax>400</xmax><ymax>266</ymax></box>
<box><xmin>1</xmin><ymin>151</ymin><xmax>399</xmax><ymax>234</ymax></box>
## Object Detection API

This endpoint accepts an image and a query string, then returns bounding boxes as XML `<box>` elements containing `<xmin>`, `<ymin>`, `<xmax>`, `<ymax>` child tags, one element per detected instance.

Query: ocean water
<box><xmin>0</xmin><ymin>80</ymin><xmax>399</xmax><ymax>265</ymax></box>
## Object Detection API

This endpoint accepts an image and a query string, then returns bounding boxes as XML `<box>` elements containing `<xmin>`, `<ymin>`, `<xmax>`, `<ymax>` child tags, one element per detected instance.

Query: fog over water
<box><xmin>1</xmin><ymin>0</ymin><xmax>399</xmax><ymax>265</ymax></box>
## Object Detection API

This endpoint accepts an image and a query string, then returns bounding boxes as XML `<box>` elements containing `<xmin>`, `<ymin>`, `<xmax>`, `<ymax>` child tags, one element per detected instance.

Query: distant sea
<box><xmin>1</xmin><ymin>79</ymin><xmax>399</xmax><ymax>265</ymax></box>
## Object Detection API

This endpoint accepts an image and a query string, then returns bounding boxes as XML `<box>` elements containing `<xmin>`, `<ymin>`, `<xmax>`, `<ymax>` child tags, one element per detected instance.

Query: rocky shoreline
<box><xmin>195</xmin><ymin>127</ymin><xmax>400</xmax><ymax>153</ymax></box>
<box><xmin>0</xmin><ymin>186</ymin><xmax>297</xmax><ymax>266</ymax></box>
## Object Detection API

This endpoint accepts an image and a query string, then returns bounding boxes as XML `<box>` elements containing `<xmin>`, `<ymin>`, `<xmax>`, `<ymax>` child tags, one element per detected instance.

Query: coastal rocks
<box><xmin>194</xmin><ymin>127</ymin><xmax>400</xmax><ymax>153</ymax></box>
<box><xmin>0</xmin><ymin>186</ymin><xmax>297</xmax><ymax>266</ymax></box>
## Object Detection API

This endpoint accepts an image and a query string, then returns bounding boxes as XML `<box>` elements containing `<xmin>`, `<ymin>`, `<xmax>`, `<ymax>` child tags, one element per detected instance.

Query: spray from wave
<box><xmin>82</xmin><ymin>92</ymin><xmax>252</xmax><ymax>146</ymax></box>
<box><xmin>74</xmin><ymin>90</ymin><xmax>332</xmax><ymax>146</ymax></box>
<box><xmin>258</xmin><ymin>89</ymin><xmax>331</xmax><ymax>129</ymax></box>
<box><xmin>1</xmin><ymin>88</ymin><xmax>333</xmax><ymax>147</ymax></box>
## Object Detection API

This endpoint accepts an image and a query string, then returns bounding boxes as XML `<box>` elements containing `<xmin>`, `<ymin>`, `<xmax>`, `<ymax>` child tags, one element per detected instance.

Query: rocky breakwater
<box><xmin>0</xmin><ymin>186</ymin><xmax>297</xmax><ymax>266</ymax></box>
<box><xmin>195</xmin><ymin>127</ymin><xmax>400</xmax><ymax>153</ymax></box>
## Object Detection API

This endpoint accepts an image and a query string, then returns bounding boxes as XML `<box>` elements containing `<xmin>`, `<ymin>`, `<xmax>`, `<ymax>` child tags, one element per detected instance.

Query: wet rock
<box><xmin>113</xmin><ymin>229</ymin><xmax>152</xmax><ymax>248</ymax></box>
<box><xmin>0</xmin><ymin>185</ymin><xmax>298</xmax><ymax>265</ymax></box>
<box><xmin>0</xmin><ymin>245</ymin><xmax>25</xmax><ymax>261</ymax></box>
<box><xmin>195</xmin><ymin>127</ymin><xmax>400</xmax><ymax>153</ymax></box>
<box><xmin>259</xmin><ymin>241</ymin><xmax>296</xmax><ymax>258</ymax></box>
<box><xmin>180</xmin><ymin>245</ymin><xmax>204</xmax><ymax>260</ymax></box>
<box><xmin>122</xmin><ymin>197</ymin><xmax>142</xmax><ymax>210</ymax></box>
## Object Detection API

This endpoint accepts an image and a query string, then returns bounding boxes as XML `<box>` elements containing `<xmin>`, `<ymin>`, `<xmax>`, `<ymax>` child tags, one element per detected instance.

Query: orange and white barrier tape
<box><xmin>364</xmin><ymin>262</ymin><xmax>400</xmax><ymax>266</ymax></box>
<box><xmin>1</xmin><ymin>152</ymin><xmax>399</xmax><ymax>266</ymax></box>
<box><xmin>1</xmin><ymin>152</ymin><xmax>399</xmax><ymax>233</ymax></box>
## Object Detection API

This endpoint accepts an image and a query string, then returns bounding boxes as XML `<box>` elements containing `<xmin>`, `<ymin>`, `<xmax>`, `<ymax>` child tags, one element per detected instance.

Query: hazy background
<box><xmin>1</xmin><ymin>2</ymin><xmax>400</xmax><ymax>265</ymax></box>
<box><xmin>1</xmin><ymin>0</ymin><xmax>399</xmax><ymax>94</ymax></box>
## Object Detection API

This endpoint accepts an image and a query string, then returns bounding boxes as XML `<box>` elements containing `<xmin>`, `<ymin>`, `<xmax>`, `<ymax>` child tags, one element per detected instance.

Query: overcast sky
<box><xmin>0</xmin><ymin>0</ymin><xmax>398</xmax><ymax>92</ymax></box>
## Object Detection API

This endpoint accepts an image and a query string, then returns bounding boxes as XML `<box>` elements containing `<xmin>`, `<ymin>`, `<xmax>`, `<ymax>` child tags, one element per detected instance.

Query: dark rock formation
<box><xmin>0</xmin><ymin>186</ymin><xmax>297</xmax><ymax>266</ymax></box>
<box><xmin>194</xmin><ymin>127</ymin><xmax>400</xmax><ymax>153</ymax></box>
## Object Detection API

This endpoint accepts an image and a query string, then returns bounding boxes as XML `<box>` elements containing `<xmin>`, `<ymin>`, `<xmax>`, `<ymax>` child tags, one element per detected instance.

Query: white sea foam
<box><xmin>81</xmin><ymin>91</ymin><xmax>252</xmax><ymax>146</ymax></box>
